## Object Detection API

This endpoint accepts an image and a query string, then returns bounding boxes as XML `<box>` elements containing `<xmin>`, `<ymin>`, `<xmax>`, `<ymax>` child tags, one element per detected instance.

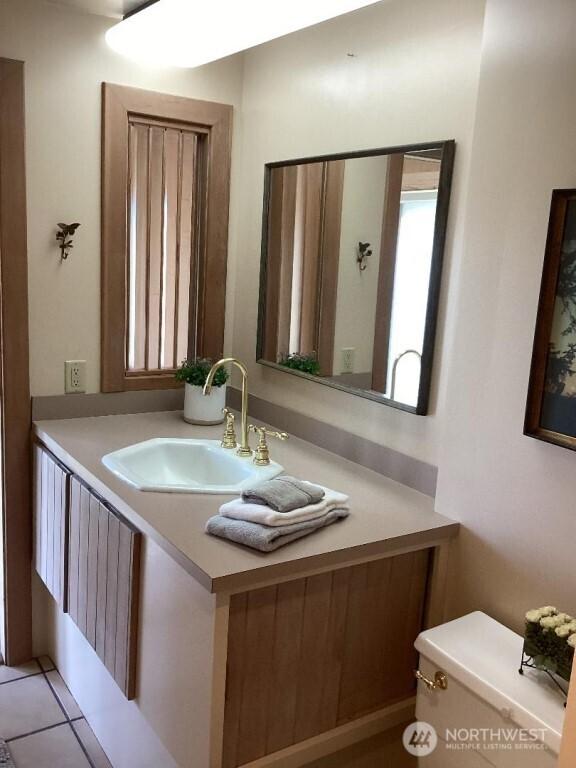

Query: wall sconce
<box><xmin>56</xmin><ymin>222</ymin><xmax>80</xmax><ymax>260</ymax></box>
<box><xmin>357</xmin><ymin>241</ymin><xmax>372</xmax><ymax>272</ymax></box>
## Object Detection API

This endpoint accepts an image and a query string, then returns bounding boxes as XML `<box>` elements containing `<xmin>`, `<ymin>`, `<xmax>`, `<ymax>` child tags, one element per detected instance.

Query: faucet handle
<box><xmin>221</xmin><ymin>408</ymin><xmax>237</xmax><ymax>449</ymax></box>
<box><xmin>249</xmin><ymin>425</ymin><xmax>288</xmax><ymax>466</ymax></box>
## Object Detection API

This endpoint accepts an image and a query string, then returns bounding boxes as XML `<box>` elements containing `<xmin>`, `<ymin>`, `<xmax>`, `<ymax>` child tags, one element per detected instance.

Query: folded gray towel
<box><xmin>205</xmin><ymin>507</ymin><xmax>349</xmax><ymax>552</ymax></box>
<box><xmin>241</xmin><ymin>475</ymin><xmax>325</xmax><ymax>513</ymax></box>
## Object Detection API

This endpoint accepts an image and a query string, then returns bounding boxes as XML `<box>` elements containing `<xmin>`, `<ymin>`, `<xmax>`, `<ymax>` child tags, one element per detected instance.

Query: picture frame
<box><xmin>525</xmin><ymin>188</ymin><xmax>576</xmax><ymax>450</ymax></box>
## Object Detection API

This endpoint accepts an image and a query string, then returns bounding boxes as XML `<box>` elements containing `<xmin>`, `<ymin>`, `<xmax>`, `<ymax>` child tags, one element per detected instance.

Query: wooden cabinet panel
<box><xmin>222</xmin><ymin>549</ymin><xmax>431</xmax><ymax>767</ymax></box>
<box><xmin>68</xmin><ymin>476</ymin><xmax>141</xmax><ymax>699</ymax></box>
<box><xmin>33</xmin><ymin>444</ymin><xmax>71</xmax><ymax>608</ymax></box>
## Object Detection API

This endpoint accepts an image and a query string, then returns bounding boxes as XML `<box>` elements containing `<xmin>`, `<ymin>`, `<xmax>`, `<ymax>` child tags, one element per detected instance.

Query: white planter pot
<box><xmin>183</xmin><ymin>383</ymin><xmax>226</xmax><ymax>425</ymax></box>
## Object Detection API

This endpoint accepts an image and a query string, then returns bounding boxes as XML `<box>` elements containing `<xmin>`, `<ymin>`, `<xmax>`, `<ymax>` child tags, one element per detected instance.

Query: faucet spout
<box><xmin>204</xmin><ymin>358</ymin><xmax>252</xmax><ymax>456</ymax></box>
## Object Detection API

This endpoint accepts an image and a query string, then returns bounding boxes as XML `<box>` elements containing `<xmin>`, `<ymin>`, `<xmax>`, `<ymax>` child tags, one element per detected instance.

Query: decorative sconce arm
<box><xmin>56</xmin><ymin>222</ymin><xmax>80</xmax><ymax>260</ymax></box>
<box><xmin>357</xmin><ymin>241</ymin><xmax>372</xmax><ymax>271</ymax></box>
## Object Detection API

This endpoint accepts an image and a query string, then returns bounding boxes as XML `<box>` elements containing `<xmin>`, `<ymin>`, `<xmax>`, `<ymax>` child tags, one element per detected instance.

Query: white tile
<box><xmin>72</xmin><ymin>719</ymin><xmax>113</xmax><ymax>768</ymax></box>
<box><xmin>8</xmin><ymin>724</ymin><xmax>91</xmax><ymax>768</ymax></box>
<box><xmin>46</xmin><ymin>670</ymin><xmax>83</xmax><ymax>719</ymax></box>
<box><xmin>0</xmin><ymin>675</ymin><xmax>65</xmax><ymax>739</ymax></box>
<box><xmin>0</xmin><ymin>660</ymin><xmax>41</xmax><ymax>684</ymax></box>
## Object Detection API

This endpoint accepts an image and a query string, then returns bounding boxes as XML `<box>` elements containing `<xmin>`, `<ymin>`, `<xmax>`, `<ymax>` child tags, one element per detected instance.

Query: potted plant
<box><xmin>278</xmin><ymin>352</ymin><xmax>321</xmax><ymax>376</ymax></box>
<box><xmin>521</xmin><ymin>606</ymin><xmax>575</xmax><ymax>692</ymax></box>
<box><xmin>175</xmin><ymin>359</ymin><xmax>229</xmax><ymax>425</ymax></box>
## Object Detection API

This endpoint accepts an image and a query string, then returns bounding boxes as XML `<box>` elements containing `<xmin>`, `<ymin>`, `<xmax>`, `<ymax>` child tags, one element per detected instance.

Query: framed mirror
<box><xmin>256</xmin><ymin>140</ymin><xmax>455</xmax><ymax>414</ymax></box>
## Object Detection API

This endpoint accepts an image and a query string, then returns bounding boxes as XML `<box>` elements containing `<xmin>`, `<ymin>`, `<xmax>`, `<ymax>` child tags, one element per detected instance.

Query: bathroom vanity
<box><xmin>32</xmin><ymin>411</ymin><xmax>458</xmax><ymax>768</ymax></box>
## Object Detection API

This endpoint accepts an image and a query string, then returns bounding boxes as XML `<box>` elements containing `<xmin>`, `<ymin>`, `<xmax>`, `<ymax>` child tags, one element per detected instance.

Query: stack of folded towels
<box><xmin>205</xmin><ymin>476</ymin><xmax>350</xmax><ymax>552</ymax></box>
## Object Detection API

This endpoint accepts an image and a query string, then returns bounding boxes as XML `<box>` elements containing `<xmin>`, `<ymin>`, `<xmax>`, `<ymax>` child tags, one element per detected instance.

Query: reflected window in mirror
<box><xmin>257</xmin><ymin>141</ymin><xmax>455</xmax><ymax>414</ymax></box>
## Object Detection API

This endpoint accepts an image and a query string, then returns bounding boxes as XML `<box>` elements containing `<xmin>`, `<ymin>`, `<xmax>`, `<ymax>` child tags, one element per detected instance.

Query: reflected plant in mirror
<box><xmin>257</xmin><ymin>140</ymin><xmax>455</xmax><ymax>414</ymax></box>
<box><xmin>279</xmin><ymin>352</ymin><xmax>321</xmax><ymax>376</ymax></box>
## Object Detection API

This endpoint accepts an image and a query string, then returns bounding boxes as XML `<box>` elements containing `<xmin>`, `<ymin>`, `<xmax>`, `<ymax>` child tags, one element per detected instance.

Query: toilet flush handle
<box><xmin>415</xmin><ymin>669</ymin><xmax>448</xmax><ymax>691</ymax></box>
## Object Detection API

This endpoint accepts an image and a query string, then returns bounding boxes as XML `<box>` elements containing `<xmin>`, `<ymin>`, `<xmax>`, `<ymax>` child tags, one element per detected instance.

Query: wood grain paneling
<box><xmin>0</xmin><ymin>57</ymin><xmax>32</xmax><ymax>665</ymax></box>
<box><xmin>33</xmin><ymin>444</ymin><xmax>71</xmax><ymax>608</ymax></box>
<box><xmin>222</xmin><ymin>550</ymin><xmax>430</xmax><ymax>766</ymax></box>
<box><xmin>68</xmin><ymin>476</ymin><xmax>141</xmax><ymax>699</ymax></box>
<box><xmin>262</xmin><ymin>166</ymin><xmax>298</xmax><ymax>363</ymax></box>
<box><xmin>260</xmin><ymin>159</ymin><xmax>343</xmax><ymax>375</ymax></box>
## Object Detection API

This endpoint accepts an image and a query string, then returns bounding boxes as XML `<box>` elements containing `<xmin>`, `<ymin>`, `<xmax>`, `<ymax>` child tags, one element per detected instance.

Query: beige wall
<box><xmin>437</xmin><ymin>0</ymin><xmax>576</xmax><ymax>631</ymax></box>
<box><xmin>332</xmin><ymin>156</ymin><xmax>387</xmax><ymax>376</ymax></box>
<box><xmin>230</xmin><ymin>0</ymin><xmax>485</xmax><ymax>463</ymax></box>
<box><xmin>0</xmin><ymin>0</ymin><xmax>484</xmax><ymax>467</ymax></box>
<box><xmin>0</xmin><ymin>0</ymin><xmax>244</xmax><ymax>396</ymax></box>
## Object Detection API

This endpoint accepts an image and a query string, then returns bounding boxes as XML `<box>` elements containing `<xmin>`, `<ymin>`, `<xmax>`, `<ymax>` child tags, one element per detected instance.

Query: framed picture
<box><xmin>526</xmin><ymin>189</ymin><xmax>576</xmax><ymax>450</ymax></box>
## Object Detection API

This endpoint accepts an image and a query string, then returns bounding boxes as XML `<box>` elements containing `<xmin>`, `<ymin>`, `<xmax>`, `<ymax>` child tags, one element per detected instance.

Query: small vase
<box><xmin>183</xmin><ymin>383</ymin><xmax>226</xmax><ymax>425</ymax></box>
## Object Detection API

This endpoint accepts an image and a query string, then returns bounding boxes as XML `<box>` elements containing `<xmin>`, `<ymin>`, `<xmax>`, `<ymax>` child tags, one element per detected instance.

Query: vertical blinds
<box><xmin>126</xmin><ymin>118</ymin><xmax>202</xmax><ymax>373</ymax></box>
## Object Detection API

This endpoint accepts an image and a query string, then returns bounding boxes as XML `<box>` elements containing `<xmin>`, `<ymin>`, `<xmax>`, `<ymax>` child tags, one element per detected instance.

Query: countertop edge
<box><xmin>211</xmin><ymin>526</ymin><xmax>460</xmax><ymax>594</ymax></box>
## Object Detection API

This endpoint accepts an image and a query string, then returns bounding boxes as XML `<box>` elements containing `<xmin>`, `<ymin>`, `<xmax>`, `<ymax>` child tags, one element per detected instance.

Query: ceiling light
<box><xmin>106</xmin><ymin>0</ymin><xmax>381</xmax><ymax>68</ymax></box>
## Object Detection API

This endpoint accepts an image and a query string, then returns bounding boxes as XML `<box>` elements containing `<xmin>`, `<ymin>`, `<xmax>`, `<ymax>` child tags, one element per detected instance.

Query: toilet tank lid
<box><xmin>415</xmin><ymin>611</ymin><xmax>565</xmax><ymax>754</ymax></box>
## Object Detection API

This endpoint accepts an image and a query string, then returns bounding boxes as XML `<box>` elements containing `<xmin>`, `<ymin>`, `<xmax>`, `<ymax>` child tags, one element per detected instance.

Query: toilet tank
<box><xmin>413</xmin><ymin>612</ymin><xmax>565</xmax><ymax>768</ymax></box>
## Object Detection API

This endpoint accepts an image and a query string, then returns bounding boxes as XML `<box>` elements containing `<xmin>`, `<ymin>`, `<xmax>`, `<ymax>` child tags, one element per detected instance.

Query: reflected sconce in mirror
<box><xmin>56</xmin><ymin>222</ymin><xmax>80</xmax><ymax>260</ymax></box>
<box><xmin>357</xmin><ymin>241</ymin><xmax>372</xmax><ymax>271</ymax></box>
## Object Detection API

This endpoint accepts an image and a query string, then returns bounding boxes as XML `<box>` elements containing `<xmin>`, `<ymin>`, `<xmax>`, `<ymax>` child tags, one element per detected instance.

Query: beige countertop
<box><xmin>34</xmin><ymin>411</ymin><xmax>458</xmax><ymax>593</ymax></box>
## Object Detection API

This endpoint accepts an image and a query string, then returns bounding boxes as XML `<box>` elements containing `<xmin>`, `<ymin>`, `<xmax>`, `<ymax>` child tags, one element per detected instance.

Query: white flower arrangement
<box><xmin>525</xmin><ymin>606</ymin><xmax>558</xmax><ymax>623</ymax></box>
<box><xmin>524</xmin><ymin>605</ymin><xmax>575</xmax><ymax>682</ymax></box>
<box><xmin>555</xmin><ymin>624</ymin><xmax>573</xmax><ymax>638</ymax></box>
<box><xmin>540</xmin><ymin>613</ymin><xmax>572</xmax><ymax>629</ymax></box>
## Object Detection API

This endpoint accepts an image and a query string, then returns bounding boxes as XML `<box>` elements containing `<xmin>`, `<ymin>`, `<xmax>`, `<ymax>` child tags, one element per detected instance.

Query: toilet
<box><xmin>413</xmin><ymin>612</ymin><xmax>565</xmax><ymax>767</ymax></box>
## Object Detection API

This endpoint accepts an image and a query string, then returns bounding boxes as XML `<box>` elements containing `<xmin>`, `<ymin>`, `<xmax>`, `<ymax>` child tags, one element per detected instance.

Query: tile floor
<box><xmin>0</xmin><ymin>657</ymin><xmax>111</xmax><ymax>768</ymax></box>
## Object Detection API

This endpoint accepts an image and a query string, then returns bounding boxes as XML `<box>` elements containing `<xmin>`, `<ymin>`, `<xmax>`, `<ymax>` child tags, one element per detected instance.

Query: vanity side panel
<box><xmin>67</xmin><ymin>478</ymin><xmax>141</xmax><ymax>699</ymax></box>
<box><xmin>33</xmin><ymin>533</ymin><xmax>217</xmax><ymax>768</ymax></box>
<box><xmin>68</xmin><ymin>477</ymin><xmax>81</xmax><ymax>622</ymax></box>
<box><xmin>33</xmin><ymin>444</ymin><xmax>70</xmax><ymax>608</ymax></box>
<box><xmin>222</xmin><ymin>550</ymin><xmax>431</xmax><ymax>766</ymax></box>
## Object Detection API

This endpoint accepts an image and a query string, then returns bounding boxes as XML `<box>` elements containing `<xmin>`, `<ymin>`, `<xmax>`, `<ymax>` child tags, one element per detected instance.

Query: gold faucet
<box><xmin>220</xmin><ymin>408</ymin><xmax>237</xmax><ymax>449</ymax></box>
<box><xmin>249</xmin><ymin>424</ymin><xmax>288</xmax><ymax>466</ymax></box>
<box><xmin>204</xmin><ymin>358</ymin><xmax>252</xmax><ymax>456</ymax></box>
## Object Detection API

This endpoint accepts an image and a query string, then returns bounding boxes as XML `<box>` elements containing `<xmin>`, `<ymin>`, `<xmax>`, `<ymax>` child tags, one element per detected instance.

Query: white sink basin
<box><xmin>102</xmin><ymin>438</ymin><xmax>283</xmax><ymax>494</ymax></box>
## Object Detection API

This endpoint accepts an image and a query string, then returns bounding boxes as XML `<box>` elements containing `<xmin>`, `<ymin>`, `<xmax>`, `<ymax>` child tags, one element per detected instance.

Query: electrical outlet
<box><xmin>341</xmin><ymin>347</ymin><xmax>355</xmax><ymax>374</ymax></box>
<box><xmin>65</xmin><ymin>360</ymin><xmax>86</xmax><ymax>393</ymax></box>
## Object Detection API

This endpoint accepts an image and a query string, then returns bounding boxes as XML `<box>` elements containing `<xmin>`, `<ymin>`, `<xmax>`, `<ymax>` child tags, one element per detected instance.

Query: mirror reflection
<box><xmin>257</xmin><ymin>142</ymin><xmax>454</xmax><ymax>413</ymax></box>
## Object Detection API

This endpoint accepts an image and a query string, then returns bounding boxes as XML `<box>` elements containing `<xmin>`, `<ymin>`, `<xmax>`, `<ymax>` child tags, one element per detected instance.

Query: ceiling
<box><xmin>45</xmin><ymin>0</ymin><xmax>144</xmax><ymax>19</ymax></box>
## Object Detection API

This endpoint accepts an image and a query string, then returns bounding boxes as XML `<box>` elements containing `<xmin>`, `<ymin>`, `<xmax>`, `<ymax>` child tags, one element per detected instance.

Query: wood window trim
<box><xmin>0</xmin><ymin>58</ymin><xmax>32</xmax><ymax>664</ymax></box>
<box><xmin>316</xmin><ymin>159</ymin><xmax>344</xmax><ymax>376</ymax></box>
<box><xmin>261</xmin><ymin>161</ymin><xmax>343</xmax><ymax>375</ymax></box>
<box><xmin>101</xmin><ymin>83</ymin><xmax>233</xmax><ymax>393</ymax></box>
<box><xmin>371</xmin><ymin>153</ymin><xmax>404</xmax><ymax>394</ymax></box>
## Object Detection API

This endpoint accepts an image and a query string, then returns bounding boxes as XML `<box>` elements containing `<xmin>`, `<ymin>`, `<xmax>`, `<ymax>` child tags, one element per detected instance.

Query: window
<box><xmin>101</xmin><ymin>84</ymin><xmax>232</xmax><ymax>392</ymax></box>
<box><xmin>386</xmin><ymin>190</ymin><xmax>438</xmax><ymax>406</ymax></box>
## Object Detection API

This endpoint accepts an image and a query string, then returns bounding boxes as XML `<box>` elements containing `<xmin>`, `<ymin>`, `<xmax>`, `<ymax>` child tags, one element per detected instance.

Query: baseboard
<box><xmin>238</xmin><ymin>698</ymin><xmax>415</xmax><ymax>768</ymax></box>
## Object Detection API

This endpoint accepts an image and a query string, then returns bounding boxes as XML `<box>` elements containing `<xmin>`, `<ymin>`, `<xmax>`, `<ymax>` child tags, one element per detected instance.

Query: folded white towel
<box><xmin>220</xmin><ymin>486</ymin><xmax>349</xmax><ymax>527</ymax></box>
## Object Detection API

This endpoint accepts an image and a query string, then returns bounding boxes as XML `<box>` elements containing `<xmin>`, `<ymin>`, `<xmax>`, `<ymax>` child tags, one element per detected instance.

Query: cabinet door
<box><xmin>33</xmin><ymin>443</ymin><xmax>71</xmax><ymax>608</ymax></box>
<box><xmin>68</xmin><ymin>477</ymin><xmax>141</xmax><ymax>700</ymax></box>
